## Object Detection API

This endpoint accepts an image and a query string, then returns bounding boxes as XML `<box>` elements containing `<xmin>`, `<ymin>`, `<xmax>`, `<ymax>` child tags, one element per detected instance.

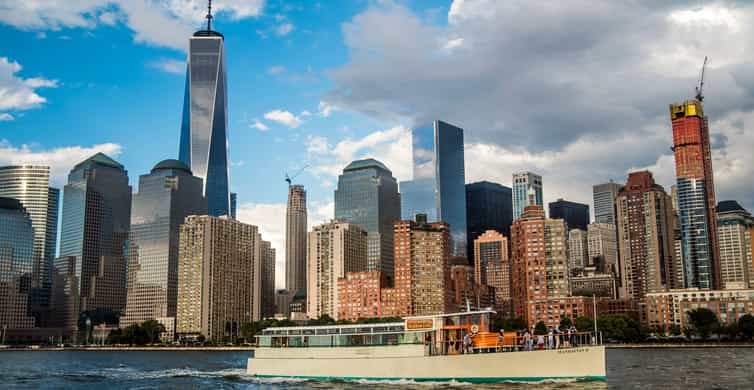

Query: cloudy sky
<box><xmin>1</xmin><ymin>0</ymin><xmax>753</xmax><ymax>288</ymax></box>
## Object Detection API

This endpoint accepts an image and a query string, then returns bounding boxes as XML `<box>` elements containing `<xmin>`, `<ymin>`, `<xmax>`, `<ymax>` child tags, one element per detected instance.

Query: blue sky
<box><xmin>2</xmin><ymin>1</ymin><xmax>754</xmax><ymax>287</ymax></box>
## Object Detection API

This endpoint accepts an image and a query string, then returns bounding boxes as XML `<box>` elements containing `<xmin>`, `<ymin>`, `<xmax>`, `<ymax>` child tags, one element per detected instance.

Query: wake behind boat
<box><xmin>247</xmin><ymin>309</ymin><xmax>606</xmax><ymax>383</ymax></box>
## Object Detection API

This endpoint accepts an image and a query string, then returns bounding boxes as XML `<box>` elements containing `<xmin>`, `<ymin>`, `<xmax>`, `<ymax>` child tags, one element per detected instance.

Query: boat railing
<box><xmin>435</xmin><ymin>331</ymin><xmax>602</xmax><ymax>356</ymax></box>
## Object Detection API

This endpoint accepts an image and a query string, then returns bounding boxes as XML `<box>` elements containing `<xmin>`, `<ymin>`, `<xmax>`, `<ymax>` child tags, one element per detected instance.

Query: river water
<box><xmin>1</xmin><ymin>348</ymin><xmax>753</xmax><ymax>389</ymax></box>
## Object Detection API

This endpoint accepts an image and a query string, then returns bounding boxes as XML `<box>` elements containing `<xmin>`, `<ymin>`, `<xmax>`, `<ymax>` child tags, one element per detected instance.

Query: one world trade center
<box><xmin>179</xmin><ymin>2</ymin><xmax>230</xmax><ymax>217</ymax></box>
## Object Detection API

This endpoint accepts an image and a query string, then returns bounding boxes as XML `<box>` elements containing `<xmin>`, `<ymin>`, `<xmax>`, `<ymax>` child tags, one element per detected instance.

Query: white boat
<box><xmin>247</xmin><ymin>310</ymin><xmax>606</xmax><ymax>383</ymax></box>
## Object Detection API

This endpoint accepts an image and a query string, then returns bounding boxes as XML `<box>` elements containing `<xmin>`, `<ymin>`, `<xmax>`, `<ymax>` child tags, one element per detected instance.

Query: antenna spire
<box><xmin>206</xmin><ymin>0</ymin><xmax>213</xmax><ymax>31</ymax></box>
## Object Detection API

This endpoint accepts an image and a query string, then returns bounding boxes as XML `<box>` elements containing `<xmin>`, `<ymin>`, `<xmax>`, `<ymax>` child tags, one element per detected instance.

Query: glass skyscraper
<box><xmin>179</xmin><ymin>14</ymin><xmax>230</xmax><ymax>217</ymax></box>
<box><xmin>0</xmin><ymin>197</ymin><xmax>36</xmax><ymax>328</ymax></box>
<box><xmin>465</xmin><ymin>181</ymin><xmax>512</xmax><ymax>261</ymax></box>
<box><xmin>59</xmin><ymin>153</ymin><xmax>131</xmax><ymax>314</ymax></box>
<box><xmin>400</xmin><ymin>120</ymin><xmax>467</xmax><ymax>258</ymax></box>
<box><xmin>549</xmin><ymin>198</ymin><xmax>590</xmax><ymax>230</ymax></box>
<box><xmin>593</xmin><ymin>181</ymin><xmax>621</xmax><ymax>224</ymax></box>
<box><xmin>122</xmin><ymin>159</ymin><xmax>206</xmax><ymax>328</ymax></box>
<box><xmin>335</xmin><ymin>159</ymin><xmax>400</xmax><ymax>279</ymax></box>
<box><xmin>512</xmin><ymin>172</ymin><xmax>543</xmax><ymax>221</ymax></box>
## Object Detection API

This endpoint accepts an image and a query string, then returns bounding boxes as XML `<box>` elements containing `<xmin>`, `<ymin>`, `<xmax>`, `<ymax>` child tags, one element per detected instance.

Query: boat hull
<box><xmin>247</xmin><ymin>344</ymin><xmax>606</xmax><ymax>383</ymax></box>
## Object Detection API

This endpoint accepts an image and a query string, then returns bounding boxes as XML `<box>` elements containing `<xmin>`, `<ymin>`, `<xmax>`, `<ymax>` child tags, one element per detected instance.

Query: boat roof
<box><xmin>406</xmin><ymin>309</ymin><xmax>496</xmax><ymax>320</ymax></box>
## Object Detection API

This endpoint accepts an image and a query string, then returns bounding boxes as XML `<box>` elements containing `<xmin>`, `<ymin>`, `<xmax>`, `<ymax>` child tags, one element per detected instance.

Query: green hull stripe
<box><xmin>253</xmin><ymin>374</ymin><xmax>606</xmax><ymax>383</ymax></box>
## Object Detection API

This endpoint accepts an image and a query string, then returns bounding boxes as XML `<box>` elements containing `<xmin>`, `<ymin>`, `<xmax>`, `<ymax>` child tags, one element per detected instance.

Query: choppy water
<box><xmin>1</xmin><ymin>348</ymin><xmax>753</xmax><ymax>389</ymax></box>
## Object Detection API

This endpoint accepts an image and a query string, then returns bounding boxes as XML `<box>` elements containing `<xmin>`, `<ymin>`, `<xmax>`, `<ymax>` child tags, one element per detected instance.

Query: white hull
<box><xmin>247</xmin><ymin>344</ymin><xmax>606</xmax><ymax>383</ymax></box>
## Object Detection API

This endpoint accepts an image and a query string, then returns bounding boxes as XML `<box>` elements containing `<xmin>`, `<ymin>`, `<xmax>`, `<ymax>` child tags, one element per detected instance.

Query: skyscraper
<box><xmin>0</xmin><ymin>165</ymin><xmax>59</xmax><ymax>319</ymax></box>
<box><xmin>334</xmin><ymin>159</ymin><xmax>400</xmax><ymax>280</ymax></box>
<box><xmin>466</xmin><ymin>181</ymin><xmax>513</xmax><ymax>260</ymax></box>
<box><xmin>59</xmin><ymin>153</ymin><xmax>131</xmax><ymax>315</ymax></box>
<box><xmin>587</xmin><ymin>222</ymin><xmax>619</xmax><ymax>276</ymax></box>
<box><xmin>716</xmin><ymin>201</ymin><xmax>753</xmax><ymax>289</ymax></box>
<box><xmin>260</xmin><ymin>240</ymin><xmax>276</xmax><ymax>318</ymax></box>
<box><xmin>179</xmin><ymin>6</ymin><xmax>230</xmax><ymax>217</ymax></box>
<box><xmin>593</xmin><ymin>182</ymin><xmax>621</xmax><ymax>224</ymax></box>
<box><xmin>285</xmin><ymin>184</ymin><xmax>307</xmax><ymax>296</ymax></box>
<box><xmin>568</xmin><ymin>229</ymin><xmax>589</xmax><ymax>270</ymax></box>
<box><xmin>176</xmin><ymin>216</ymin><xmax>262</xmax><ymax>342</ymax></box>
<box><xmin>0</xmin><ymin>197</ymin><xmax>36</xmax><ymax>329</ymax></box>
<box><xmin>512</xmin><ymin>172</ymin><xmax>543</xmax><ymax>221</ymax></box>
<box><xmin>473</xmin><ymin>230</ymin><xmax>508</xmax><ymax>286</ymax></box>
<box><xmin>615</xmin><ymin>171</ymin><xmax>680</xmax><ymax>303</ymax></box>
<box><xmin>549</xmin><ymin>199</ymin><xmax>590</xmax><ymax>230</ymax></box>
<box><xmin>400</xmin><ymin>120</ymin><xmax>467</xmax><ymax>257</ymax></box>
<box><xmin>307</xmin><ymin>221</ymin><xmax>368</xmax><ymax>320</ymax></box>
<box><xmin>670</xmin><ymin>99</ymin><xmax>720</xmax><ymax>289</ymax></box>
<box><xmin>122</xmin><ymin>160</ymin><xmax>206</xmax><ymax>328</ymax></box>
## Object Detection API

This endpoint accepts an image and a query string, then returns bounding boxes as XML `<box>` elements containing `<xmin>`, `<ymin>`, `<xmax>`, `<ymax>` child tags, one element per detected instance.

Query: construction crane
<box><xmin>695</xmin><ymin>56</ymin><xmax>708</xmax><ymax>102</ymax></box>
<box><xmin>285</xmin><ymin>164</ymin><xmax>309</xmax><ymax>186</ymax></box>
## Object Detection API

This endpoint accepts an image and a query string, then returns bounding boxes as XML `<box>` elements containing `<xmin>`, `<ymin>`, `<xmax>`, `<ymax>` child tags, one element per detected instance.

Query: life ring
<box><xmin>470</xmin><ymin>324</ymin><xmax>479</xmax><ymax>335</ymax></box>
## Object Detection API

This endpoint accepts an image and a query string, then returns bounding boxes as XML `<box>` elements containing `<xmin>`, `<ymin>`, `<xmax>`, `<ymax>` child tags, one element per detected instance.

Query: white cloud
<box><xmin>0</xmin><ymin>140</ymin><xmax>122</xmax><ymax>187</ymax></box>
<box><xmin>267</xmin><ymin>65</ymin><xmax>284</xmax><ymax>75</ymax></box>
<box><xmin>300</xmin><ymin>110</ymin><xmax>312</xmax><ymax>117</ymax></box>
<box><xmin>250</xmin><ymin>119</ymin><xmax>269</xmax><ymax>131</ymax></box>
<box><xmin>0</xmin><ymin>113</ymin><xmax>13</xmax><ymax>121</ymax></box>
<box><xmin>264</xmin><ymin>109</ymin><xmax>303</xmax><ymax>128</ymax></box>
<box><xmin>275</xmin><ymin>22</ymin><xmax>294</xmax><ymax>36</ymax></box>
<box><xmin>147</xmin><ymin>58</ymin><xmax>185</xmax><ymax>75</ymax></box>
<box><xmin>318</xmin><ymin>101</ymin><xmax>337</xmax><ymax>117</ymax></box>
<box><xmin>0</xmin><ymin>57</ymin><xmax>57</xmax><ymax>114</ymax></box>
<box><xmin>0</xmin><ymin>0</ymin><xmax>265</xmax><ymax>51</ymax></box>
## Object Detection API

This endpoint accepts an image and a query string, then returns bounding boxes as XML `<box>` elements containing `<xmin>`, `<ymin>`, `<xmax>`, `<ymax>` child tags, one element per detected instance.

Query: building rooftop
<box><xmin>0</xmin><ymin>197</ymin><xmax>25</xmax><ymax>211</ymax></box>
<box><xmin>152</xmin><ymin>159</ymin><xmax>192</xmax><ymax>175</ymax></box>
<box><xmin>343</xmin><ymin>158</ymin><xmax>391</xmax><ymax>173</ymax></box>
<box><xmin>73</xmin><ymin>152</ymin><xmax>124</xmax><ymax>171</ymax></box>
<box><xmin>717</xmin><ymin>200</ymin><xmax>747</xmax><ymax>214</ymax></box>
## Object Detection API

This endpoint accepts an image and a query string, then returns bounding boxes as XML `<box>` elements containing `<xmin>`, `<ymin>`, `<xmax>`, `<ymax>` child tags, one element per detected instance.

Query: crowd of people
<box><xmin>461</xmin><ymin>325</ymin><xmax>585</xmax><ymax>354</ymax></box>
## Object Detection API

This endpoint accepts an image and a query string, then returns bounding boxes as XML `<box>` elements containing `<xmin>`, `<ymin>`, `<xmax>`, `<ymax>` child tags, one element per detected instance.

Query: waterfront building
<box><xmin>307</xmin><ymin>221</ymin><xmax>368</xmax><ymax>321</ymax></box>
<box><xmin>59</xmin><ymin>153</ymin><xmax>131</xmax><ymax>317</ymax></box>
<box><xmin>0</xmin><ymin>197</ymin><xmax>35</xmax><ymax>329</ymax></box>
<box><xmin>596</xmin><ymin>298</ymin><xmax>640</xmax><ymax>321</ymax></box>
<box><xmin>511</xmin><ymin>172</ymin><xmax>543</xmax><ymax>221</ymax></box>
<box><xmin>466</xmin><ymin>181</ymin><xmax>513</xmax><ymax>260</ymax></box>
<box><xmin>178</xmin><ymin>7</ymin><xmax>231</xmax><ymax>217</ymax></box>
<box><xmin>510</xmin><ymin>205</ymin><xmax>571</xmax><ymax>326</ymax></box>
<box><xmin>645</xmin><ymin>288</ymin><xmax>754</xmax><ymax>332</ymax></box>
<box><xmin>337</xmin><ymin>271</ymin><xmax>384</xmax><ymax>321</ymax></box>
<box><xmin>285</xmin><ymin>184</ymin><xmax>307</xmax><ymax>297</ymax></box>
<box><xmin>568</xmin><ymin>229</ymin><xmax>589</xmax><ymax>271</ymax></box>
<box><xmin>122</xmin><ymin>160</ymin><xmax>206</xmax><ymax>329</ymax></box>
<box><xmin>449</xmin><ymin>265</ymin><xmax>495</xmax><ymax>311</ymax></box>
<box><xmin>49</xmin><ymin>256</ymin><xmax>79</xmax><ymax>335</ymax></box>
<box><xmin>472</xmin><ymin>230</ymin><xmax>508</xmax><ymax>286</ymax></box>
<box><xmin>399</xmin><ymin>120</ymin><xmax>467</xmax><ymax>258</ymax></box>
<box><xmin>615</xmin><ymin>171</ymin><xmax>681</xmax><ymax>304</ymax></box>
<box><xmin>0</xmin><ymin>166</ymin><xmax>59</xmax><ymax>322</ymax></box>
<box><xmin>716</xmin><ymin>201</ymin><xmax>753</xmax><ymax>289</ymax></box>
<box><xmin>530</xmin><ymin>296</ymin><xmax>595</xmax><ymax>329</ymax></box>
<box><xmin>571</xmin><ymin>269</ymin><xmax>618</xmax><ymax>298</ymax></box>
<box><xmin>487</xmin><ymin>259</ymin><xmax>513</xmax><ymax>317</ymax></box>
<box><xmin>176</xmin><ymin>216</ymin><xmax>263</xmax><ymax>342</ymax></box>
<box><xmin>593</xmin><ymin>181</ymin><xmax>621</xmax><ymax>224</ymax></box>
<box><xmin>670</xmin><ymin>99</ymin><xmax>720</xmax><ymax>289</ymax></box>
<box><xmin>587</xmin><ymin>222</ymin><xmax>619</xmax><ymax>276</ymax></box>
<box><xmin>549</xmin><ymin>199</ymin><xmax>590</xmax><ymax>230</ymax></box>
<box><xmin>334</xmin><ymin>159</ymin><xmax>400</xmax><ymax>280</ymax></box>
<box><xmin>261</xmin><ymin>240</ymin><xmax>276</xmax><ymax>318</ymax></box>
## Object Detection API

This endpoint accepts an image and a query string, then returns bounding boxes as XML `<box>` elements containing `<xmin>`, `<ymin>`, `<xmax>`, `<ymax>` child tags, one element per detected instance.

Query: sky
<box><xmin>1</xmin><ymin>0</ymin><xmax>754</xmax><ymax>289</ymax></box>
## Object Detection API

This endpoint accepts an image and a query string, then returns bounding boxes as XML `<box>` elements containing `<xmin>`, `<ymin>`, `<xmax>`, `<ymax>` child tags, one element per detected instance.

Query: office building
<box><xmin>472</xmin><ymin>230</ymin><xmax>508</xmax><ymax>286</ymax></box>
<box><xmin>568</xmin><ymin>229</ymin><xmax>589</xmax><ymax>271</ymax></box>
<box><xmin>59</xmin><ymin>153</ymin><xmax>131</xmax><ymax>316</ymax></box>
<box><xmin>670</xmin><ymin>99</ymin><xmax>720</xmax><ymax>289</ymax></box>
<box><xmin>400</xmin><ymin>120</ymin><xmax>467</xmax><ymax>257</ymax></box>
<box><xmin>646</xmin><ymin>288</ymin><xmax>754</xmax><ymax>332</ymax></box>
<box><xmin>0</xmin><ymin>165</ymin><xmax>59</xmax><ymax>321</ymax></box>
<box><xmin>178</xmin><ymin>7</ymin><xmax>231</xmax><ymax>217</ymax></box>
<box><xmin>512</xmin><ymin>172</ymin><xmax>543</xmax><ymax>221</ymax></box>
<box><xmin>176</xmin><ymin>216</ymin><xmax>263</xmax><ymax>342</ymax></box>
<box><xmin>587</xmin><ymin>222</ymin><xmax>619</xmax><ymax>276</ymax></box>
<box><xmin>615</xmin><ymin>171</ymin><xmax>681</xmax><ymax>304</ymax></box>
<box><xmin>122</xmin><ymin>160</ymin><xmax>206</xmax><ymax>328</ymax></box>
<box><xmin>285</xmin><ymin>184</ymin><xmax>307</xmax><ymax>296</ymax></box>
<box><xmin>549</xmin><ymin>199</ymin><xmax>590</xmax><ymax>230</ymax></box>
<box><xmin>230</xmin><ymin>192</ymin><xmax>237</xmax><ymax>220</ymax></box>
<box><xmin>716</xmin><ymin>201</ymin><xmax>753</xmax><ymax>289</ymax></box>
<box><xmin>261</xmin><ymin>240</ymin><xmax>276</xmax><ymax>318</ymax></box>
<box><xmin>307</xmin><ymin>221</ymin><xmax>368</xmax><ymax>320</ymax></box>
<box><xmin>593</xmin><ymin>181</ymin><xmax>621</xmax><ymax>224</ymax></box>
<box><xmin>466</xmin><ymin>181</ymin><xmax>512</xmax><ymax>260</ymax></box>
<box><xmin>0</xmin><ymin>197</ymin><xmax>35</xmax><ymax>328</ymax></box>
<box><xmin>334</xmin><ymin>159</ymin><xmax>400</xmax><ymax>280</ymax></box>
<box><xmin>49</xmin><ymin>256</ymin><xmax>79</xmax><ymax>335</ymax></box>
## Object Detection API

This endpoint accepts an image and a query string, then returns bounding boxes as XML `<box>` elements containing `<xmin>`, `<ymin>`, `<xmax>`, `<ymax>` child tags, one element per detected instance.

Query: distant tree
<box><xmin>596</xmin><ymin>315</ymin><xmax>641</xmax><ymax>342</ymax></box>
<box><xmin>687</xmin><ymin>308</ymin><xmax>718</xmax><ymax>341</ymax></box>
<box><xmin>738</xmin><ymin>315</ymin><xmax>754</xmax><ymax>341</ymax></box>
<box><xmin>141</xmin><ymin>320</ymin><xmax>166</xmax><ymax>344</ymax></box>
<box><xmin>575</xmin><ymin>316</ymin><xmax>593</xmax><ymax>332</ymax></box>
<box><xmin>534</xmin><ymin>321</ymin><xmax>547</xmax><ymax>335</ymax></box>
<box><xmin>668</xmin><ymin>324</ymin><xmax>682</xmax><ymax>336</ymax></box>
<box><xmin>559</xmin><ymin>317</ymin><xmax>573</xmax><ymax>329</ymax></box>
<box><xmin>308</xmin><ymin>314</ymin><xmax>335</xmax><ymax>326</ymax></box>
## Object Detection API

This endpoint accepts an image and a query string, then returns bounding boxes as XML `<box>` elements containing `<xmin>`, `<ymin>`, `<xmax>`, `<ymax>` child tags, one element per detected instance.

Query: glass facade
<box><xmin>179</xmin><ymin>30</ymin><xmax>230</xmax><ymax>217</ymax></box>
<box><xmin>334</xmin><ymin>159</ymin><xmax>400</xmax><ymax>279</ymax></box>
<box><xmin>122</xmin><ymin>160</ymin><xmax>206</xmax><ymax>327</ymax></box>
<box><xmin>593</xmin><ymin>182</ymin><xmax>621</xmax><ymax>224</ymax></box>
<box><xmin>59</xmin><ymin>153</ymin><xmax>131</xmax><ymax>314</ymax></box>
<box><xmin>512</xmin><ymin>172</ymin><xmax>543</xmax><ymax>221</ymax></box>
<box><xmin>548</xmin><ymin>198</ymin><xmax>590</xmax><ymax>230</ymax></box>
<box><xmin>677</xmin><ymin>178</ymin><xmax>715</xmax><ymax>289</ymax></box>
<box><xmin>400</xmin><ymin>120</ymin><xmax>467</xmax><ymax>258</ymax></box>
<box><xmin>465</xmin><ymin>181</ymin><xmax>512</xmax><ymax>261</ymax></box>
<box><xmin>0</xmin><ymin>197</ymin><xmax>36</xmax><ymax>328</ymax></box>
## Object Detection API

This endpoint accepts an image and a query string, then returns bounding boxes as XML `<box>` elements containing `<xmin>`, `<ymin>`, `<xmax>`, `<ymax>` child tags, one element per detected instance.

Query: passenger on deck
<box><xmin>547</xmin><ymin>329</ymin><xmax>554</xmax><ymax>350</ymax></box>
<box><xmin>497</xmin><ymin>329</ymin><xmax>504</xmax><ymax>352</ymax></box>
<box><xmin>536</xmin><ymin>334</ymin><xmax>545</xmax><ymax>350</ymax></box>
<box><xmin>554</xmin><ymin>327</ymin><xmax>561</xmax><ymax>349</ymax></box>
<box><xmin>523</xmin><ymin>330</ymin><xmax>532</xmax><ymax>351</ymax></box>
<box><xmin>463</xmin><ymin>332</ymin><xmax>473</xmax><ymax>354</ymax></box>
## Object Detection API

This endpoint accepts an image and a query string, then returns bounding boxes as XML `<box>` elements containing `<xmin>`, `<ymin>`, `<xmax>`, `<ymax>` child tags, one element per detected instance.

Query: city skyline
<box><xmin>2</xmin><ymin>1</ymin><xmax>754</xmax><ymax>290</ymax></box>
